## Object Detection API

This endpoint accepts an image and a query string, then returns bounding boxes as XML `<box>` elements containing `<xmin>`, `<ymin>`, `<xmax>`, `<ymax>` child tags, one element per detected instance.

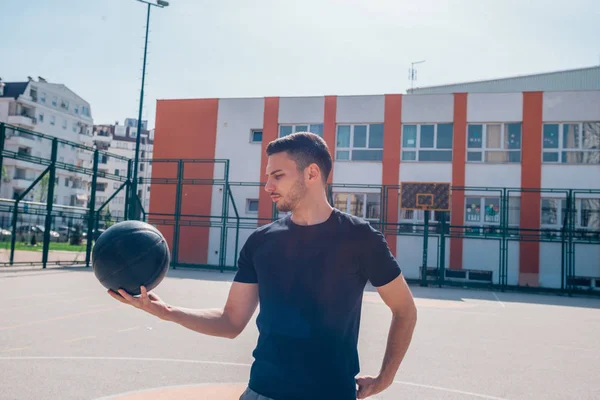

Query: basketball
<box><xmin>92</xmin><ymin>220</ymin><xmax>171</xmax><ymax>296</ymax></box>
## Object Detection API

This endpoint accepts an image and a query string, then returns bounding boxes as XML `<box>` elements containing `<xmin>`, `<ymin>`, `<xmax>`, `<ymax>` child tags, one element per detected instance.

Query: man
<box><xmin>109</xmin><ymin>132</ymin><xmax>417</xmax><ymax>399</ymax></box>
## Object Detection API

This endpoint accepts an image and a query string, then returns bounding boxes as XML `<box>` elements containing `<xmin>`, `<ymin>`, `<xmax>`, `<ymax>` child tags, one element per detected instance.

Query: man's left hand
<box><xmin>355</xmin><ymin>375</ymin><xmax>390</xmax><ymax>399</ymax></box>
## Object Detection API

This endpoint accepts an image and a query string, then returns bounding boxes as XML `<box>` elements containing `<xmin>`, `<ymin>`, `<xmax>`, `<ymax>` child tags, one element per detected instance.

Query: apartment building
<box><xmin>149</xmin><ymin>66</ymin><xmax>600</xmax><ymax>289</ymax></box>
<box><xmin>0</xmin><ymin>76</ymin><xmax>94</xmax><ymax>207</ymax></box>
<box><xmin>92</xmin><ymin>121</ymin><xmax>153</xmax><ymax>220</ymax></box>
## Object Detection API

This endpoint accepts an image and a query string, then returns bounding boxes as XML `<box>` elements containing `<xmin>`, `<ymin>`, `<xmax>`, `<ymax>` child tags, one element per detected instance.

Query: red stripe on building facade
<box><xmin>450</xmin><ymin>93</ymin><xmax>467</xmax><ymax>269</ymax></box>
<box><xmin>382</xmin><ymin>94</ymin><xmax>402</xmax><ymax>256</ymax></box>
<box><xmin>257</xmin><ymin>97</ymin><xmax>280</xmax><ymax>224</ymax></box>
<box><xmin>519</xmin><ymin>92</ymin><xmax>543</xmax><ymax>286</ymax></box>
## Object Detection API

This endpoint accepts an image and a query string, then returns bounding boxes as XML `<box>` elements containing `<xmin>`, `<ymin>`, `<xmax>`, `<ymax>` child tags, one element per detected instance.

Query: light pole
<box><xmin>129</xmin><ymin>0</ymin><xmax>169</xmax><ymax>220</ymax></box>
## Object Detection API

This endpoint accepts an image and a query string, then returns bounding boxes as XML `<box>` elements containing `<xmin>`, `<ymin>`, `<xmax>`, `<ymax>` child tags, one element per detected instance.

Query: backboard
<box><xmin>399</xmin><ymin>182</ymin><xmax>451</xmax><ymax>211</ymax></box>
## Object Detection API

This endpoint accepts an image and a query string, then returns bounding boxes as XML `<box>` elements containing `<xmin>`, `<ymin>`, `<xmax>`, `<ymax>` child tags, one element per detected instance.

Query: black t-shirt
<box><xmin>233</xmin><ymin>208</ymin><xmax>402</xmax><ymax>400</ymax></box>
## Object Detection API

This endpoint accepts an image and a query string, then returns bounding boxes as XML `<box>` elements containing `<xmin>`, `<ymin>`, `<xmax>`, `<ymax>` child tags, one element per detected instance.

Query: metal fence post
<box><xmin>123</xmin><ymin>159</ymin><xmax>133</xmax><ymax>221</ymax></box>
<box><xmin>41</xmin><ymin>138</ymin><xmax>58</xmax><ymax>268</ymax></box>
<box><xmin>421</xmin><ymin>210</ymin><xmax>430</xmax><ymax>287</ymax></box>
<box><xmin>438</xmin><ymin>211</ymin><xmax>446</xmax><ymax>287</ymax></box>
<box><xmin>85</xmin><ymin>149</ymin><xmax>99</xmax><ymax>267</ymax></box>
<box><xmin>500</xmin><ymin>188</ymin><xmax>508</xmax><ymax>289</ymax></box>
<box><xmin>219</xmin><ymin>160</ymin><xmax>230</xmax><ymax>271</ymax></box>
<box><xmin>0</xmin><ymin>123</ymin><xmax>6</xmax><ymax>195</ymax></box>
<box><xmin>566</xmin><ymin>189</ymin><xmax>575</xmax><ymax>294</ymax></box>
<box><xmin>172</xmin><ymin>160</ymin><xmax>183</xmax><ymax>268</ymax></box>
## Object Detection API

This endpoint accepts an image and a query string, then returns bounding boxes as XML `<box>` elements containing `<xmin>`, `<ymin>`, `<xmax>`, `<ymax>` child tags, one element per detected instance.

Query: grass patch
<box><xmin>0</xmin><ymin>241</ymin><xmax>88</xmax><ymax>252</ymax></box>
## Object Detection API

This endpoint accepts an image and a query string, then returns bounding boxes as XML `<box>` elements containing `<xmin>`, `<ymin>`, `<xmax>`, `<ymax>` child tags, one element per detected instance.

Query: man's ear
<box><xmin>306</xmin><ymin>163</ymin><xmax>320</xmax><ymax>183</ymax></box>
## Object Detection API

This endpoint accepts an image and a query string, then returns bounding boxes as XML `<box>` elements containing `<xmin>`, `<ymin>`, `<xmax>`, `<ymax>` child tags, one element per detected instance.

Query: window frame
<box><xmin>249</xmin><ymin>129</ymin><xmax>263</xmax><ymax>143</ymax></box>
<box><xmin>246</xmin><ymin>198</ymin><xmax>259</xmax><ymax>214</ymax></box>
<box><xmin>541</xmin><ymin>197</ymin><xmax>600</xmax><ymax>231</ymax></box>
<box><xmin>466</xmin><ymin>122</ymin><xmax>522</xmax><ymax>163</ymax></box>
<box><xmin>278</xmin><ymin>123</ymin><xmax>324</xmax><ymax>138</ymax></box>
<box><xmin>542</xmin><ymin>122</ymin><xmax>600</xmax><ymax>164</ymax></box>
<box><xmin>332</xmin><ymin>192</ymin><xmax>381</xmax><ymax>221</ymax></box>
<box><xmin>335</xmin><ymin>123</ymin><xmax>384</xmax><ymax>162</ymax></box>
<box><xmin>462</xmin><ymin>195</ymin><xmax>521</xmax><ymax>234</ymax></box>
<box><xmin>401</xmin><ymin>123</ymin><xmax>454</xmax><ymax>162</ymax></box>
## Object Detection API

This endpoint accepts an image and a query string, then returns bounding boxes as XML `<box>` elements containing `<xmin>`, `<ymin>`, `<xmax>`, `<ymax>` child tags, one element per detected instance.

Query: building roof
<box><xmin>407</xmin><ymin>65</ymin><xmax>600</xmax><ymax>94</ymax></box>
<box><xmin>0</xmin><ymin>82</ymin><xmax>29</xmax><ymax>99</ymax></box>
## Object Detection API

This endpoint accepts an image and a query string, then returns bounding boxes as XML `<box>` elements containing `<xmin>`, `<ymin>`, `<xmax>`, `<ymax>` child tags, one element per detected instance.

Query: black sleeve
<box><xmin>233</xmin><ymin>232</ymin><xmax>258</xmax><ymax>284</ymax></box>
<box><xmin>360</xmin><ymin>224</ymin><xmax>402</xmax><ymax>287</ymax></box>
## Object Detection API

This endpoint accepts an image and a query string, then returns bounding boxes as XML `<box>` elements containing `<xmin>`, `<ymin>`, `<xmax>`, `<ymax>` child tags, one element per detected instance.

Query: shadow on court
<box><xmin>4</xmin><ymin>264</ymin><xmax>600</xmax><ymax>310</ymax></box>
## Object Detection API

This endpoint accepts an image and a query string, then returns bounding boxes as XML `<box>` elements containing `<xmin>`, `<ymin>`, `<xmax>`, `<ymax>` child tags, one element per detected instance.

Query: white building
<box><xmin>0</xmin><ymin>77</ymin><xmax>94</xmax><ymax>207</ymax></box>
<box><xmin>149</xmin><ymin>66</ymin><xmax>600</xmax><ymax>290</ymax></box>
<box><xmin>92</xmin><ymin>121</ymin><xmax>153</xmax><ymax>222</ymax></box>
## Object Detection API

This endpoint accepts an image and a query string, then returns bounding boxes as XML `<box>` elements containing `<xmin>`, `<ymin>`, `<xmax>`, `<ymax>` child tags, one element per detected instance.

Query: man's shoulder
<box><xmin>246</xmin><ymin>215</ymin><xmax>290</xmax><ymax>242</ymax></box>
<box><xmin>332</xmin><ymin>209</ymin><xmax>378</xmax><ymax>233</ymax></box>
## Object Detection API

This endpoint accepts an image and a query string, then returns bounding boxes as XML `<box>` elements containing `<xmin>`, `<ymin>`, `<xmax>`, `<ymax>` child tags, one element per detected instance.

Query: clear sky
<box><xmin>1</xmin><ymin>0</ymin><xmax>599</xmax><ymax>129</ymax></box>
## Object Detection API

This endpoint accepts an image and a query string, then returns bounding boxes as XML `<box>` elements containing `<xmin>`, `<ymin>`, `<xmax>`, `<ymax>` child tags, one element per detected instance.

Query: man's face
<box><xmin>264</xmin><ymin>152</ymin><xmax>307</xmax><ymax>212</ymax></box>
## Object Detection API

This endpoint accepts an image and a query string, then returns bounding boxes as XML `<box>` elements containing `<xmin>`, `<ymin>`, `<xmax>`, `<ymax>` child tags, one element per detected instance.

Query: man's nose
<box><xmin>264</xmin><ymin>179</ymin><xmax>275</xmax><ymax>193</ymax></box>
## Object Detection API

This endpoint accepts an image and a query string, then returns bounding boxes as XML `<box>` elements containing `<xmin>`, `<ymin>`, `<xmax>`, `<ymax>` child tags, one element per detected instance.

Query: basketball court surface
<box><xmin>1</xmin><ymin>266</ymin><xmax>599</xmax><ymax>399</ymax></box>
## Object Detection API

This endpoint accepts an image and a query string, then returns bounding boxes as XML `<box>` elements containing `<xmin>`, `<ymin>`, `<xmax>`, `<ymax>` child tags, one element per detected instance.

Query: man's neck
<box><xmin>290</xmin><ymin>196</ymin><xmax>333</xmax><ymax>226</ymax></box>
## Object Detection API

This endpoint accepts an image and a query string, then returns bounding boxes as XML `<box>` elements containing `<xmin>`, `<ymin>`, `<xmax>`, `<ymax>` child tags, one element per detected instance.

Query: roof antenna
<box><xmin>409</xmin><ymin>60</ymin><xmax>426</xmax><ymax>92</ymax></box>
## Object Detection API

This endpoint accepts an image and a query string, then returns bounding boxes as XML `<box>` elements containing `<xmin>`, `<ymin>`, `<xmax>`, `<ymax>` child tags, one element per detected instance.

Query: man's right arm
<box><xmin>110</xmin><ymin>281</ymin><xmax>259</xmax><ymax>339</ymax></box>
<box><xmin>163</xmin><ymin>281</ymin><xmax>259</xmax><ymax>339</ymax></box>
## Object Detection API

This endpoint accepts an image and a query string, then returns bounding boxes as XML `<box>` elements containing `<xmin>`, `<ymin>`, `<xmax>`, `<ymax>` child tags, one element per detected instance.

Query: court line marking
<box><xmin>0</xmin><ymin>356</ymin><xmax>253</xmax><ymax>367</ymax></box>
<box><xmin>491</xmin><ymin>292</ymin><xmax>505</xmax><ymax>308</ymax></box>
<box><xmin>0</xmin><ymin>356</ymin><xmax>509</xmax><ymax>399</ymax></box>
<box><xmin>0</xmin><ymin>295</ymin><xmax>97</xmax><ymax>314</ymax></box>
<box><xmin>0</xmin><ymin>306</ymin><xmax>120</xmax><ymax>331</ymax></box>
<box><xmin>117</xmin><ymin>327</ymin><xmax>139</xmax><ymax>333</ymax></box>
<box><xmin>64</xmin><ymin>336</ymin><xmax>96</xmax><ymax>343</ymax></box>
<box><xmin>4</xmin><ymin>289</ymin><xmax>90</xmax><ymax>301</ymax></box>
<box><xmin>0</xmin><ymin>346</ymin><xmax>31</xmax><ymax>353</ymax></box>
<box><xmin>93</xmin><ymin>382</ymin><xmax>249</xmax><ymax>400</ymax></box>
<box><xmin>392</xmin><ymin>380</ymin><xmax>508</xmax><ymax>399</ymax></box>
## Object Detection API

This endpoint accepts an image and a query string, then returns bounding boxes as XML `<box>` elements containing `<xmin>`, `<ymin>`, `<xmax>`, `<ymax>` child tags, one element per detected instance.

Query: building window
<box><xmin>279</xmin><ymin>124</ymin><xmax>324</xmax><ymax>138</ymax></box>
<box><xmin>464</xmin><ymin>196</ymin><xmax>520</xmax><ymax>234</ymax></box>
<box><xmin>246</xmin><ymin>199</ymin><xmax>259</xmax><ymax>213</ymax></box>
<box><xmin>62</xmin><ymin>119</ymin><xmax>67</xmax><ymax>129</ymax></box>
<box><xmin>541</xmin><ymin>198</ymin><xmax>600</xmax><ymax>231</ymax></box>
<box><xmin>50</xmin><ymin>115</ymin><xmax>55</xmax><ymax>126</ymax></box>
<box><xmin>467</xmin><ymin>123</ymin><xmax>521</xmax><ymax>163</ymax></box>
<box><xmin>38</xmin><ymin>113</ymin><xmax>44</xmax><ymax>123</ymax></box>
<box><xmin>52</xmin><ymin>96</ymin><xmax>57</xmax><ymax>107</ymax></box>
<box><xmin>40</xmin><ymin>92</ymin><xmax>46</xmax><ymax>103</ymax></box>
<box><xmin>74</xmin><ymin>106</ymin><xmax>79</xmax><ymax>114</ymax></box>
<box><xmin>401</xmin><ymin>123</ymin><xmax>453</xmax><ymax>162</ymax></box>
<box><xmin>335</xmin><ymin>124</ymin><xmax>384</xmax><ymax>161</ymax></box>
<box><xmin>250</xmin><ymin>129</ymin><xmax>262</xmax><ymax>143</ymax></box>
<box><xmin>30</xmin><ymin>87</ymin><xmax>38</xmax><ymax>102</ymax></box>
<box><xmin>543</xmin><ymin>122</ymin><xmax>600</xmax><ymax>164</ymax></box>
<box><xmin>333</xmin><ymin>192</ymin><xmax>380</xmax><ymax>221</ymax></box>
<box><xmin>398</xmin><ymin>208</ymin><xmax>450</xmax><ymax>232</ymax></box>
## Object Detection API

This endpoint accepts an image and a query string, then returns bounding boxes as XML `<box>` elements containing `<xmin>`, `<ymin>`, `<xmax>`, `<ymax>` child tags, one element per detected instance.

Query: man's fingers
<box><xmin>117</xmin><ymin>289</ymin><xmax>137</xmax><ymax>304</ymax></box>
<box><xmin>108</xmin><ymin>289</ymin><xmax>128</xmax><ymax>304</ymax></box>
<box><xmin>148</xmin><ymin>292</ymin><xmax>161</xmax><ymax>301</ymax></box>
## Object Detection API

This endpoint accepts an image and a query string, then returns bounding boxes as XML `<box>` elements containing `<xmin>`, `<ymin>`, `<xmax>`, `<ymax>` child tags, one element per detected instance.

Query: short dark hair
<box><xmin>266</xmin><ymin>132</ymin><xmax>332</xmax><ymax>183</ymax></box>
